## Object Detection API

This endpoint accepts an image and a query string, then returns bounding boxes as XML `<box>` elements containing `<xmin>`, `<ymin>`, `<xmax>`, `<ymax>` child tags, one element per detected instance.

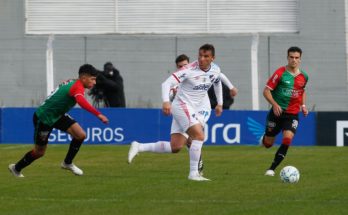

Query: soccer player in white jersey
<box><xmin>172</xmin><ymin>55</ymin><xmax>237</xmax><ymax>175</ymax></box>
<box><xmin>128</xmin><ymin>44</ymin><xmax>225</xmax><ymax>181</ymax></box>
<box><xmin>128</xmin><ymin>56</ymin><xmax>237</xmax><ymax>173</ymax></box>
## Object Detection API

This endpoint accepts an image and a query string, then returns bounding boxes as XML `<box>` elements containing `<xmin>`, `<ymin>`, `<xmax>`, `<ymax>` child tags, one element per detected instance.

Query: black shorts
<box><xmin>264</xmin><ymin>109</ymin><xmax>299</xmax><ymax>137</ymax></box>
<box><xmin>33</xmin><ymin>113</ymin><xmax>76</xmax><ymax>146</ymax></box>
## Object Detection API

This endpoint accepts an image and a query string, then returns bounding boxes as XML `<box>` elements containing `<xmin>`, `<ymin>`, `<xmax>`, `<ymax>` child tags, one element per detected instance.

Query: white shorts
<box><xmin>170</xmin><ymin>100</ymin><xmax>211</xmax><ymax>135</ymax></box>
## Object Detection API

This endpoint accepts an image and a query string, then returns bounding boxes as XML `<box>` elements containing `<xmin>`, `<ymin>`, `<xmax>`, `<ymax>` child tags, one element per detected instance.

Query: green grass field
<box><xmin>1</xmin><ymin>144</ymin><xmax>347</xmax><ymax>215</ymax></box>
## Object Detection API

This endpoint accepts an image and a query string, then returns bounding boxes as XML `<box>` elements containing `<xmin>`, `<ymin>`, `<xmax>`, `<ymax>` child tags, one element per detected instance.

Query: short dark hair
<box><xmin>287</xmin><ymin>46</ymin><xmax>302</xmax><ymax>56</ymax></box>
<box><xmin>79</xmin><ymin>64</ymin><xmax>98</xmax><ymax>76</ymax></box>
<box><xmin>175</xmin><ymin>54</ymin><xmax>190</xmax><ymax>65</ymax></box>
<box><xmin>199</xmin><ymin>44</ymin><xmax>215</xmax><ymax>57</ymax></box>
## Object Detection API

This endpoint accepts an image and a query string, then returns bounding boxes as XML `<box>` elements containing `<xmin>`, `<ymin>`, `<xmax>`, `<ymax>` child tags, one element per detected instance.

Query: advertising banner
<box><xmin>316</xmin><ymin>112</ymin><xmax>348</xmax><ymax>146</ymax></box>
<box><xmin>0</xmin><ymin>108</ymin><xmax>316</xmax><ymax>146</ymax></box>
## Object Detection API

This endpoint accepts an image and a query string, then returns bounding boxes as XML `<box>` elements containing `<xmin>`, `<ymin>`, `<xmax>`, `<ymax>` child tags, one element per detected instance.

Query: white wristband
<box><xmin>301</xmin><ymin>104</ymin><xmax>306</xmax><ymax>108</ymax></box>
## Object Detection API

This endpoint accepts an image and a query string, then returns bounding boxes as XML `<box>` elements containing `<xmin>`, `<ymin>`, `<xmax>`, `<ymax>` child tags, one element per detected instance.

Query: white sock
<box><xmin>189</xmin><ymin>140</ymin><xmax>203</xmax><ymax>175</ymax></box>
<box><xmin>138</xmin><ymin>141</ymin><xmax>172</xmax><ymax>153</ymax></box>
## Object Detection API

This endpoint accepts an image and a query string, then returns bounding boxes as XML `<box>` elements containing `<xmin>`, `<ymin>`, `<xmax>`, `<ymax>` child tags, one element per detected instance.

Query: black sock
<box><xmin>64</xmin><ymin>138</ymin><xmax>83</xmax><ymax>164</ymax></box>
<box><xmin>269</xmin><ymin>144</ymin><xmax>289</xmax><ymax>170</ymax></box>
<box><xmin>15</xmin><ymin>150</ymin><xmax>39</xmax><ymax>172</ymax></box>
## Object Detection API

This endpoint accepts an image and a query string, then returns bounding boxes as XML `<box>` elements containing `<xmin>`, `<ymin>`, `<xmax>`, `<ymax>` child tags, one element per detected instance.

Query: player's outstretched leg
<box><xmin>9</xmin><ymin>148</ymin><xmax>45</xmax><ymax>178</ymax></box>
<box><xmin>128</xmin><ymin>141</ymin><xmax>172</xmax><ymax>164</ymax></box>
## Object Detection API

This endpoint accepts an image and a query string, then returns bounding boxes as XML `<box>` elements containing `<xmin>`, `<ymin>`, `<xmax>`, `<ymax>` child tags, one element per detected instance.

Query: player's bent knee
<box><xmin>171</xmin><ymin>148</ymin><xmax>181</xmax><ymax>153</ymax></box>
<box><xmin>190</xmin><ymin>135</ymin><xmax>204</xmax><ymax>141</ymax></box>
<box><xmin>33</xmin><ymin>149</ymin><xmax>45</xmax><ymax>158</ymax></box>
<box><xmin>171</xmin><ymin>144</ymin><xmax>184</xmax><ymax>153</ymax></box>
<box><xmin>263</xmin><ymin>142</ymin><xmax>273</xmax><ymax>148</ymax></box>
<box><xmin>263</xmin><ymin>137</ymin><xmax>274</xmax><ymax>148</ymax></box>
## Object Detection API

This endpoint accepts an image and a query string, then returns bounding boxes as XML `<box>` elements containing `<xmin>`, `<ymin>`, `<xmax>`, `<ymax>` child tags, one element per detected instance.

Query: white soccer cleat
<box><xmin>188</xmin><ymin>172</ymin><xmax>211</xmax><ymax>181</ymax></box>
<box><xmin>128</xmin><ymin>141</ymin><xmax>140</xmax><ymax>164</ymax></box>
<box><xmin>265</xmin><ymin>169</ymin><xmax>275</xmax><ymax>176</ymax></box>
<box><xmin>61</xmin><ymin>162</ymin><xmax>83</xmax><ymax>176</ymax></box>
<box><xmin>8</xmin><ymin>164</ymin><xmax>24</xmax><ymax>178</ymax></box>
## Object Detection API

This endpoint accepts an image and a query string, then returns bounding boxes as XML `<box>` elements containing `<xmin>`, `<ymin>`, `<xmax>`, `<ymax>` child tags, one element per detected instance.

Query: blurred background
<box><xmin>0</xmin><ymin>0</ymin><xmax>347</xmax><ymax>111</ymax></box>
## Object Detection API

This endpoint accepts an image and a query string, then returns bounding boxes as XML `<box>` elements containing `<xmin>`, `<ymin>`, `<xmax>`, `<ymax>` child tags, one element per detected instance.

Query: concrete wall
<box><xmin>0</xmin><ymin>0</ymin><xmax>347</xmax><ymax>110</ymax></box>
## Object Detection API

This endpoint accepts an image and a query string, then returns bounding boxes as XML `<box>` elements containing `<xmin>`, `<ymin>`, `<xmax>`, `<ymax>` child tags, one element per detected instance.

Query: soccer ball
<box><xmin>280</xmin><ymin>166</ymin><xmax>300</xmax><ymax>183</ymax></box>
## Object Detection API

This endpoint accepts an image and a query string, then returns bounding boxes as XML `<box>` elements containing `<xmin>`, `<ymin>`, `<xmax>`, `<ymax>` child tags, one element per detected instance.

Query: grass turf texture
<box><xmin>0</xmin><ymin>144</ymin><xmax>347</xmax><ymax>215</ymax></box>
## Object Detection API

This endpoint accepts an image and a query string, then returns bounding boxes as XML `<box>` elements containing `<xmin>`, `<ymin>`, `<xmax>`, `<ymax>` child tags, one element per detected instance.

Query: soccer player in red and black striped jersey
<box><xmin>261</xmin><ymin>47</ymin><xmax>309</xmax><ymax>176</ymax></box>
<box><xmin>8</xmin><ymin>64</ymin><xmax>109</xmax><ymax>177</ymax></box>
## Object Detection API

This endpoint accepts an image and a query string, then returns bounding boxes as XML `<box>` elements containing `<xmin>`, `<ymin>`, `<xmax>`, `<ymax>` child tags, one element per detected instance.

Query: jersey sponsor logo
<box><xmin>193</xmin><ymin>84</ymin><xmax>210</xmax><ymax>91</ymax></box>
<box><xmin>280</xmin><ymin>88</ymin><xmax>301</xmax><ymax>97</ymax></box>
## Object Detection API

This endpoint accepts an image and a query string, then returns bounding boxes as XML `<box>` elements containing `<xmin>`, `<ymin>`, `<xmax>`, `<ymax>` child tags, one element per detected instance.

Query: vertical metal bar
<box><xmin>268</xmin><ymin>36</ymin><xmax>271</xmax><ymax>77</ymax></box>
<box><xmin>46</xmin><ymin>35</ymin><xmax>55</xmax><ymax>96</ymax></box>
<box><xmin>251</xmin><ymin>34</ymin><xmax>260</xmax><ymax>110</ymax></box>
<box><xmin>114</xmin><ymin>0</ymin><xmax>118</xmax><ymax>32</ymax></box>
<box><xmin>206</xmin><ymin>0</ymin><xmax>210</xmax><ymax>33</ymax></box>
<box><xmin>84</xmin><ymin>36</ymin><xmax>87</xmax><ymax>63</ymax></box>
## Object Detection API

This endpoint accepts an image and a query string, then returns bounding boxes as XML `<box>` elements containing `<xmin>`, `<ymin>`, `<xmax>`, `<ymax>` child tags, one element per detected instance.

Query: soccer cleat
<box><xmin>128</xmin><ymin>141</ymin><xmax>140</xmax><ymax>164</ymax></box>
<box><xmin>188</xmin><ymin>172</ymin><xmax>210</xmax><ymax>181</ymax></box>
<box><xmin>198</xmin><ymin>157</ymin><xmax>204</xmax><ymax>176</ymax></box>
<box><xmin>8</xmin><ymin>164</ymin><xmax>24</xmax><ymax>178</ymax></box>
<box><xmin>61</xmin><ymin>162</ymin><xmax>83</xmax><ymax>176</ymax></box>
<box><xmin>265</xmin><ymin>169</ymin><xmax>275</xmax><ymax>176</ymax></box>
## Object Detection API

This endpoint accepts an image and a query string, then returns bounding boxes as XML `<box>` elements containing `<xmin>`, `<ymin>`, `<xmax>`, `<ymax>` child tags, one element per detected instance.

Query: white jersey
<box><xmin>162</xmin><ymin>60</ymin><xmax>223</xmax><ymax>133</ymax></box>
<box><xmin>163</xmin><ymin>60</ymin><xmax>222</xmax><ymax>109</ymax></box>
